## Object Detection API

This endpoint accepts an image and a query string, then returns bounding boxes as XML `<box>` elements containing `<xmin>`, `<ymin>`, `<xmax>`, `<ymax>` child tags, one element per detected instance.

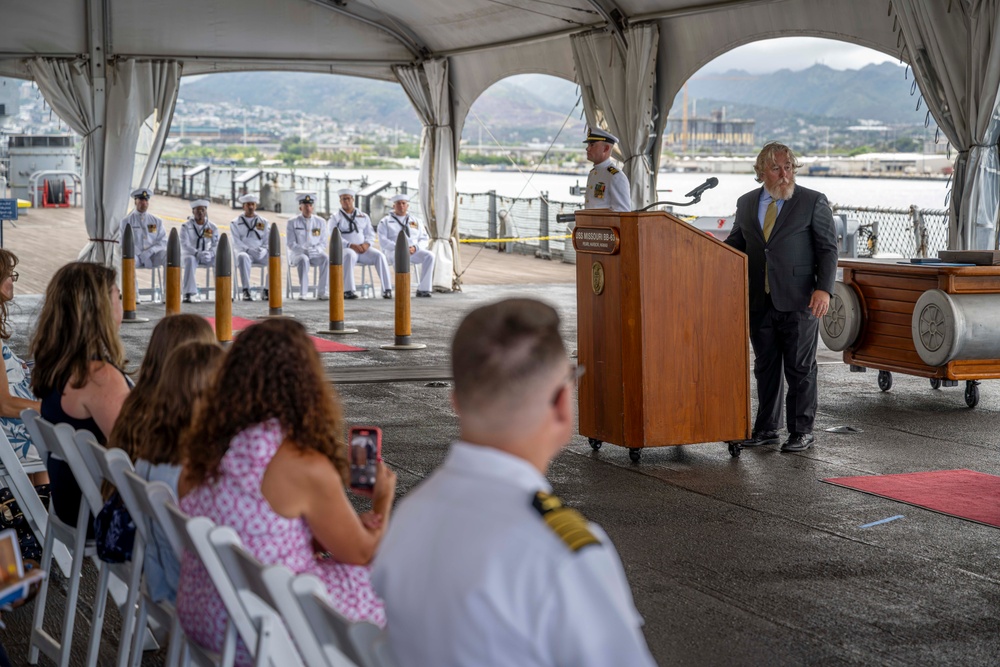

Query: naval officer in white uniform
<box><xmin>285</xmin><ymin>193</ymin><xmax>329</xmax><ymax>300</ymax></box>
<box><xmin>583</xmin><ymin>128</ymin><xmax>631</xmax><ymax>212</ymax></box>
<box><xmin>330</xmin><ymin>188</ymin><xmax>392</xmax><ymax>299</ymax></box>
<box><xmin>373</xmin><ymin>299</ymin><xmax>656</xmax><ymax>667</ymax></box>
<box><xmin>179</xmin><ymin>199</ymin><xmax>219</xmax><ymax>302</ymax></box>
<box><xmin>119</xmin><ymin>187</ymin><xmax>167</xmax><ymax>268</ymax></box>
<box><xmin>231</xmin><ymin>194</ymin><xmax>270</xmax><ymax>301</ymax></box>
<box><xmin>377</xmin><ymin>193</ymin><xmax>435</xmax><ymax>297</ymax></box>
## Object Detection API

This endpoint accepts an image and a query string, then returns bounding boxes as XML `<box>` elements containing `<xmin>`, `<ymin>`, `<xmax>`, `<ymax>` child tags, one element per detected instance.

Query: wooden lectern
<box><xmin>573</xmin><ymin>209</ymin><xmax>751</xmax><ymax>461</ymax></box>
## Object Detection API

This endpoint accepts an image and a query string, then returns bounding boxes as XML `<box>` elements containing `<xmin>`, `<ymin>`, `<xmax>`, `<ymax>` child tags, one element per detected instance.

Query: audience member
<box><xmin>133</xmin><ymin>342</ymin><xmax>224</xmax><ymax>604</ymax></box>
<box><xmin>0</xmin><ymin>249</ymin><xmax>46</xmax><ymax>483</ymax></box>
<box><xmin>30</xmin><ymin>263</ymin><xmax>130</xmax><ymax>528</ymax></box>
<box><xmin>176</xmin><ymin>318</ymin><xmax>396</xmax><ymax>663</ymax></box>
<box><xmin>373</xmin><ymin>298</ymin><xmax>656</xmax><ymax>667</ymax></box>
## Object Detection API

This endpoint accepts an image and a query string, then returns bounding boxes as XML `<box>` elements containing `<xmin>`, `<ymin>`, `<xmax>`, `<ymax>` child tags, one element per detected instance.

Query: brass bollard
<box><xmin>120</xmin><ymin>224</ymin><xmax>148</xmax><ymax>323</ymax></box>
<box><xmin>317</xmin><ymin>227</ymin><xmax>357</xmax><ymax>335</ymax></box>
<box><xmin>381</xmin><ymin>229</ymin><xmax>426</xmax><ymax>350</ymax></box>
<box><xmin>165</xmin><ymin>228</ymin><xmax>182</xmax><ymax>315</ymax></box>
<box><xmin>268</xmin><ymin>223</ymin><xmax>283</xmax><ymax>317</ymax></box>
<box><xmin>215</xmin><ymin>233</ymin><xmax>233</xmax><ymax>343</ymax></box>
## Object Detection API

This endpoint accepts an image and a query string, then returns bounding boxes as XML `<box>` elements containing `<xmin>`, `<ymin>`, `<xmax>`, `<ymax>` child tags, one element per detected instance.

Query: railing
<box><xmin>155</xmin><ymin>163</ymin><xmax>951</xmax><ymax>262</ymax></box>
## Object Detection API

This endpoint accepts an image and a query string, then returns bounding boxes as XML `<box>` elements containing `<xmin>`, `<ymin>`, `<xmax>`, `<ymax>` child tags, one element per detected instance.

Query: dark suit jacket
<box><xmin>724</xmin><ymin>185</ymin><xmax>838</xmax><ymax>313</ymax></box>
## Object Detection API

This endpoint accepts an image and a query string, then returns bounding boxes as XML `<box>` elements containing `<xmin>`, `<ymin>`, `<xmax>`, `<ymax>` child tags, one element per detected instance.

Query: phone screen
<box><xmin>349</xmin><ymin>429</ymin><xmax>379</xmax><ymax>492</ymax></box>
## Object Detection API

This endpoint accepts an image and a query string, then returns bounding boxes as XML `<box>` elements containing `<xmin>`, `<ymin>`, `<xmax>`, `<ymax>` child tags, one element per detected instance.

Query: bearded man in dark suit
<box><xmin>724</xmin><ymin>142</ymin><xmax>839</xmax><ymax>452</ymax></box>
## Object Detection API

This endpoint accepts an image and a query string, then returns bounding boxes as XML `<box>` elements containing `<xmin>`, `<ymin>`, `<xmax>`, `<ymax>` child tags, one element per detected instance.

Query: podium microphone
<box><xmin>683</xmin><ymin>177</ymin><xmax>719</xmax><ymax>199</ymax></box>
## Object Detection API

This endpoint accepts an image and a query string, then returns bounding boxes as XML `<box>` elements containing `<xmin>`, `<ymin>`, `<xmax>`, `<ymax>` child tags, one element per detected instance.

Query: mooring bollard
<box><xmin>317</xmin><ymin>227</ymin><xmax>357</xmax><ymax>335</ymax></box>
<box><xmin>268</xmin><ymin>223</ymin><xmax>283</xmax><ymax>317</ymax></box>
<box><xmin>120</xmin><ymin>224</ymin><xmax>148</xmax><ymax>323</ymax></box>
<box><xmin>215</xmin><ymin>233</ymin><xmax>233</xmax><ymax>343</ymax></box>
<box><xmin>381</xmin><ymin>229</ymin><xmax>426</xmax><ymax>350</ymax></box>
<box><xmin>166</xmin><ymin>228</ymin><xmax>182</xmax><ymax>315</ymax></box>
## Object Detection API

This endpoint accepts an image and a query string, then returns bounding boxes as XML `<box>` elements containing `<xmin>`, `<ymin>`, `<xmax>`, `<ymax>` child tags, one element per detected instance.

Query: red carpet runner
<box><xmin>822</xmin><ymin>469</ymin><xmax>1000</xmax><ymax>529</ymax></box>
<box><xmin>204</xmin><ymin>316</ymin><xmax>365</xmax><ymax>353</ymax></box>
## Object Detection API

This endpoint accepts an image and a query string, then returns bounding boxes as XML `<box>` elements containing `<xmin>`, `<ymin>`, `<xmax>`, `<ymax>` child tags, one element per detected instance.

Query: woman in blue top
<box><xmin>0</xmin><ymin>250</ymin><xmax>46</xmax><ymax>483</ymax></box>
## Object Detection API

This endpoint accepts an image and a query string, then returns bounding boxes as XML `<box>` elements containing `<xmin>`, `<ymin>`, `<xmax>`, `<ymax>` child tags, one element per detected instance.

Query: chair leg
<box><xmin>85</xmin><ymin>563</ymin><xmax>112</xmax><ymax>667</ymax></box>
<box><xmin>27</xmin><ymin>517</ymin><xmax>56</xmax><ymax>664</ymax></box>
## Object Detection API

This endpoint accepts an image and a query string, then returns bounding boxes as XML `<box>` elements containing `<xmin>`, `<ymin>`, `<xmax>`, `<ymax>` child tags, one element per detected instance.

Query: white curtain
<box><xmin>893</xmin><ymin>0</ymin><xmax>1000</xmax><ymax>249</ymax></box>
<box><xmin>28</xmin><ymin>58</ymin><xmax>181</xmax><ymax>265</ymax></box>
<box><xmin>393</xmin><ymin>58</ymin><xmax>458</xmax><ymax>291</ymax></box>
<box><xmin>571</xmin><ymin>23</ymin><xmax>659</xmax><ymax>209</ymax></box>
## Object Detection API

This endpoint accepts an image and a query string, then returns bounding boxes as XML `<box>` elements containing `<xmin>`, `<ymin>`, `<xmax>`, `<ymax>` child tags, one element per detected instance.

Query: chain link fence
<box><xmin>156</xmin><ymin>163</ymin><xmax>952</xmax><ymax>261</ymax></box>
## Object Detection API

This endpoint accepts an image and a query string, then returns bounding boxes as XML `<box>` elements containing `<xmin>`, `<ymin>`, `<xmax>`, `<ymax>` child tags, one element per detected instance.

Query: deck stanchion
<box><xmin>317</xmin><ymin>228</ymin><xmax>357</xmax><ymax>335</ymax></box>
<box><xmin>215</xmin><ymin>233</ymin><xmax>233</xmax><ymax>343</ymax></box>
<box><xmin>268</xmin><ymin>223</ymin><xmax>283</xmax><ymax>317</ymax></box>
<box><xmin>381</xmin><ymin>230</ymin><xmax>426</xmax><ymax>350</ymax></box>
<box><xmin>120</xmin><ymin>224</ymin><xmax>148</xmax><ymax>323</ymax></box>
<box><xmin>165</xmin><ymin>228</ymin><xmax>181</xmax><ymax>315</ymax></box>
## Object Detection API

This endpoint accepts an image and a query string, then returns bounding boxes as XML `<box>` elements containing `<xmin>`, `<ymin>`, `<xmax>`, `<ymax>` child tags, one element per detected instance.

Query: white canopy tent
<box><xmin>2</xmin><ymin>0</ymin><xmax>998</xmax><ymax>281</ymax></box>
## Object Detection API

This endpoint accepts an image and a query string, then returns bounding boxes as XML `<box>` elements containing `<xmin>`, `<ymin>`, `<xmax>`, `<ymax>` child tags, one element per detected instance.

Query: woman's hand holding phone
<box><xmin>371</xmin><ymin>462</ymin><xmax>397</xmax><ymax>520</ymax></box>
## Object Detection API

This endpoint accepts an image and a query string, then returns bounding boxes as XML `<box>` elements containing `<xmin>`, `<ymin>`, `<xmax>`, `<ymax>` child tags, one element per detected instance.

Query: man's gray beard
<box><xmin>765</xmin><ymin>179</ymin><xmax>795</xmax><ymax>201</ymax></box>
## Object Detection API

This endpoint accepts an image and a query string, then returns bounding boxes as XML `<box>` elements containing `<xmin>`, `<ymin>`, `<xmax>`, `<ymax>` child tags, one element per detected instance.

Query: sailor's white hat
<box><xmin>390</xmin><ymin>193</ymin><xmax>411</xmax><ymax>203</ymax></box>
<box><xmin>297</xmin><ymin>192</ymin><xmax>318</xmax><ymax>204</ymax></box>
<box><xmin>583</xmin><ymin>128</ymin><xmax>618</xmax><ymax>145</ymax></box>
<box><xmin>131</xmin><ymin>187</ymin><xmax>153</xmax><ymax>199</ymax></box>
<box><xmin>190</xmin><ymin>199</ymin><xmax>210</xmax><ymax>209</ymax></box>
<box><xmin>337</xmin><ymin>188</ymin><xmax>357</xmax><ymax>197</ymax></box>
<box><xmin>237</xmin><ymin>194</ymin><xmax>259</xmax><ymax>205</ymax></box>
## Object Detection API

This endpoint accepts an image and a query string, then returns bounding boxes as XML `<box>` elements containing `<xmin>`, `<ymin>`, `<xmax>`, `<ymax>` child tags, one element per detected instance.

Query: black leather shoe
<box><xmin>182</xmin><ymin>294</ymin><xmax>192</xmax><ymax>304</ymax></box>
<box><xmin>742</xmin><ymin>430</ymin><xmax>780</xmax><ymax>447</ymax></box>
<box><xmin>382</xmin><ymin>289</ymin><xmax>392</xmax><ymax>299</ymax></box>
<box><xmin>242</xmin><ymin>289</ymin><xmax>253</xmax><ymax>301</ymax></box>
<box><xmin>781</xmin><ymin>433</ymin><xmax>815</xmax><ymax>452</ymax></box>
<box><xmin>416</xmin><ymin>290</ymin><xmax>432</xmax><ymax>298</ymax></box>
<box><xmin>344</xmin><ymin>291</ymin><xmax>359</xmax><ymax>300</ymax></box>
<box><xmin>262</xmin><ymin>288</ymin><xmax>269</xmax><ymax>300</ymax></box>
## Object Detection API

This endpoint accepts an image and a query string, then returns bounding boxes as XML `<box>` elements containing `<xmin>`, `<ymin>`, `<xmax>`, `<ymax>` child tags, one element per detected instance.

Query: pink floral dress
<box><xmin>176</xmin><ymin>419</ymin><xmax>385</xmax><ymax>663</ymax></box>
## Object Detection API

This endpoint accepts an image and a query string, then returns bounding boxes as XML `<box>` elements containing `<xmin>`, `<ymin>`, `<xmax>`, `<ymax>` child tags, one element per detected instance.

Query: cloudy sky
<box><xmin>700</xmin><ymin>37</ymin><xmax>902</xmax><ymax>74</ymax></box>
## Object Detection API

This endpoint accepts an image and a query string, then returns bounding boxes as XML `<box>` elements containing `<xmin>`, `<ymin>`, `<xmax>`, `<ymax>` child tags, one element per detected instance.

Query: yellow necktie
<box><xmin>763</xmin><ymin>200</ymin><xmax>778</xmax><ymax>293</ymax></box>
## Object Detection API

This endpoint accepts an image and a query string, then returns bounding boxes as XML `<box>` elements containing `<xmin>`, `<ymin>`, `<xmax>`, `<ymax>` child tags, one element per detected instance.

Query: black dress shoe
<box><xmin>781</xmin><ymin>433</ymin><xmax>815</xmax><ymax>452</ymax></box>
<box><xmin>416</xmin><ymin>290</ymin><xmax>432</xmax><ymax>298</ymax></box>
<box><xmin>742</xmin><ymin>430</ymin><xmax>780</xmax><ymax>447</ymax></box>
<box><xmin>182</xmin><ymin>294</ymin><xmax>192</xmax><ymax>304</ymax></box>
<box><xmin>262</xmin><ymin>288</ymin><xmax>269</xmax><ymax>299</ymax></box>
<box><xmin>344</xmin><ymin>291</ymin><xmax>359</xmax><ymax>300</ymax></box>
<box><xmin>242</xmin><ymin>289</ymin><xmax>253</xmax><ymax>301</ymax></box>
<box><xmin>382</xmin><ymin>289</ymin><xmax>392</xmax><ymax>299</ymax></box>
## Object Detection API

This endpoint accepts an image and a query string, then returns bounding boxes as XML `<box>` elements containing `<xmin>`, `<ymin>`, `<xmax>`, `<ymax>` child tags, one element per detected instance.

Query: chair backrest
<box><xmin>133</xmin><ymin>474</ymin><xmax>185</xmax><ymax>559</ymax></box>
<box><xmin>87</xmin><ymin>442</ymin><xmax>151</xmax><ymax>543</ymax></box>
<box><xmin>33</xmin><ymin>420</ymin><xmax>104</xmax><ymax>522</ymax></box>
<box><xmin>164</xmin><ymin>503</ymin><xmax>260</xmax><ymax>658</ymax></box>
<box><xmin>19</xmin><ymin>407</ymin><xmax>50</xmax><ymax>461</ymax></box>
<box><xmin>209</xmin><ymin>527</ymin><xmax>306</xmax><ymax>667</ymax></box>
<box><xmin>0</xmin><ymin>428</ymin><xmax>49</xmax><ymax>541</ymax></box>
<box><xmin>290</xmin><ymin>573</ymin><xmax>386</xmax><ymax>667</ymax></box>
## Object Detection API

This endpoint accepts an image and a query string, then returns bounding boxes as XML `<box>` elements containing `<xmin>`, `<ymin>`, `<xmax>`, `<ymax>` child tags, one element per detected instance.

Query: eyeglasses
<box><xmin>551</xmin><ymin>364</ymin><xmax>586</xmax><ymax>405</ymax></box>
<box><xmin>9</xmin><ymin>272</ymin><xmax>17</xmax><ymax>283</ymax></box>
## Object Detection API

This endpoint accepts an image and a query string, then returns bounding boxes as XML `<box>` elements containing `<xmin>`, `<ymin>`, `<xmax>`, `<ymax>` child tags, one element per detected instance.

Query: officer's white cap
<box><xmin>297</xmin><ymin>193</ymin><xmax>317</xmax><ymax>204</ymax></box>
<box><xmin>190</xmin><ymin>199</ymin><xmax>210</xmax><ymax>209</ymax></box>
<box><xmin>390</xmin><ymin>193</ymin><xmax>411</xmax><ymax>203</ymax></box>
<box><xmin>131</xmin><ymin>187</ymin><xmax>153</xmax><ymax>200</ymax></box>
<box><xmin>237</xmin><ymin>194</ymin><xmax>259</xmax><ymax>205</ymax></box>
<box><xmin>337</xmin><ymin>188</ymin><xmax>357</xmax><ymax>197</ymax></box>
<box><xmin>583</xmin><ymin>128</ymin><xmax>618</xmax><ymax>145</ymax></box>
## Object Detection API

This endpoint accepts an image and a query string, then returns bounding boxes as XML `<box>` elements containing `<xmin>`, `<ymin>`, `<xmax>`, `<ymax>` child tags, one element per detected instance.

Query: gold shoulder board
<box><xmin>607</xmin><ymin>165</ymin><xmax>619</xmax><ymax>174</ymax></box>
<box><xmin>532</xmin><ymin>491</ymin><xmax>600</xmax><ymax>552</ymax></box>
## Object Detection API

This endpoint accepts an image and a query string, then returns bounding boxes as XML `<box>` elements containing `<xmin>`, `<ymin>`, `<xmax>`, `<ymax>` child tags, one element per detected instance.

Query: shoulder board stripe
<box><xmin>532</xmin><ymin>492</ymin><xmax>600</xmax><ymax>552</ymax></box>
<box><xmin>607</xmin><ymin>166</ymin><xmax>619</xmax><ymax>174</ymax></box>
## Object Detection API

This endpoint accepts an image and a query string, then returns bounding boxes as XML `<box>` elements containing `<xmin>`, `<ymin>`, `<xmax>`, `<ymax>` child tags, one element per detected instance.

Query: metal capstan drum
<box><xmin>911</xmin><ymin>289</ymin><xmax>1000</xmax><ymax>366</ymax></box>
<box><xmin>820</xmin><ymin>281</ymin><xmax>863</xmax><ymax>351</ymax></box>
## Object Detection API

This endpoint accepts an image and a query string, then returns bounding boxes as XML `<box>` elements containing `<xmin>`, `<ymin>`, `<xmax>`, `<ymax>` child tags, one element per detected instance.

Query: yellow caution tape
<box><xmin>460</xmin><ymin>234</ymin><xmax>572</xmax><ymax>244</ymax></box>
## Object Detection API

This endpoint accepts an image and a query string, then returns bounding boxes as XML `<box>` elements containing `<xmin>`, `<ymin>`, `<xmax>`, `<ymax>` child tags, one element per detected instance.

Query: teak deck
<box><xmin>841</xmin><ymin>259</ymin><xmax>1000</xmax><ymax>380</ymax></box>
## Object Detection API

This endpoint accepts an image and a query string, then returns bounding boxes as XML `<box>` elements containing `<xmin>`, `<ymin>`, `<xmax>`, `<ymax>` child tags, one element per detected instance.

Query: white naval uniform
<box><xmin>231</xmin><ymin>214</ymin><xmax>270</xmax><ymax>290</ymax></box>
<box><xmin>119</xmin><ymin>211</ymin><xmax>167</xmax><ymax>268</ymax></box>
<box><xmin>330</xmin><ymin>209</ymin><xmax>391</xmax><ymax>293</ymax></box>
<box><xmin>180</xmin><ymin>219</ymin><xmax>220</xmax><ymax>297</ymax></box>
<box><xmin>585</xmin><ymin>158</ymin><xmax>631</xmax><ymax>212</ymax></box>
<box><xmin>372</xmin><ymin>442</ymin><xmax>656</xmax><ymax>667</ymax></box>
<box><xmin>377</xmin><ymin>213</ymin><xmax>434</xmax><ymax>293</ymax></box>
<box><xmin>285</xmin><ymin>214</ymin><xmax>330</xmax><ymax>297</ymax></box>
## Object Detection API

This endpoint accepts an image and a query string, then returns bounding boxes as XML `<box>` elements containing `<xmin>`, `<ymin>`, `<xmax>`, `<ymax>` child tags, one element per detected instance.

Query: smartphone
<box><xmin>348</xmin><ymin>426</ymin><xmax>382</xmax><ymax>494</ymax></box>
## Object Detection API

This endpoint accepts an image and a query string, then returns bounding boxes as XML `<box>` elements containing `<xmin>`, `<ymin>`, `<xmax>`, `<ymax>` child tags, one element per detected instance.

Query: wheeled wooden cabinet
<box><xmin>573</xmin><ymin>209</ymin><xmax>751</xmax><ymax>462</ymax></box>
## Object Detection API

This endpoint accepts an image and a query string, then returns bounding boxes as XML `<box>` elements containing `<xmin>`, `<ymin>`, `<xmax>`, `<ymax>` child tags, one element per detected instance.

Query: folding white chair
<box><xmin>27</xmin><ymin>420</ymin><xmax>106</xmax><ymax>667</ymax></box>
<box><xmin>80</xmin><ymin>438</ymin><xmax>147</xmax><ymax>667</ymax></box>
<box><xmin>358</xmin><ymin>264</ymin><xmax>376</xmax><ymax>299</ymax></box>
<box><xmin>286</xmin><ymin>263</ymin><xmax>321</xmax><ymax>299</ymax></box>
<box><xmin>290</xmin><ymin>573</ymin><xmax>394</xmax><ymax>667</ymax></box>
<box><xmin>134</xmin><ymin>475</ymin><xmax>224</xmax><ymax>667</ymax></box>
<box><xmin>209</xmin><ymin>527</ymin><xmax>307</xmax><ymax>667</ymax></box>
<box><xmin>0</xmin><ymin>428</ymin><xmax>49</xmax><ymax>553</ymax></box>
<box><xmin>162</xmin><ymin>502</ymin><xmax>240</xmax><ymax>666</ymax></box>
<box><xmin>134</xmin><ymin>265</ymin><xmax>165</xmax><ymax>303</ymax></box>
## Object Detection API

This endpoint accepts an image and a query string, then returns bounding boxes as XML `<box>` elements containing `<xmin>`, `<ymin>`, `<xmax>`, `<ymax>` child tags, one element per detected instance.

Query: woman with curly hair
<box><xmin>129</xmin><ymin>341</ymin><xmax>224</xmax><ymax>604</ymax></box>
<box><xmin>108</xmin><ymin>313</ymin><xmax>216</xmax><ymax>462</ymax></box>
<box><xmin>0</xmin><ymin>250</ymin><xmax>44</xmax><ymax>479</ymax></box>
<box><xmin>176</xmin><ymin>318</ymin><xmax>396</xmax><ymax>662</ymax></box>
<box><xmin>31</xmin><ymin>262</ymin><xmax>130</xmax><ymax>527</ymax></box>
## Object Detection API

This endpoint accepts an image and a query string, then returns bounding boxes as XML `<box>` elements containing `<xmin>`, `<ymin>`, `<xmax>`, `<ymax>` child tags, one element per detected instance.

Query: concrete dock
<box><xmin>0</xmin><ymin>201</ymin><xmax>997</xmax><ymax>665</ymax></box>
